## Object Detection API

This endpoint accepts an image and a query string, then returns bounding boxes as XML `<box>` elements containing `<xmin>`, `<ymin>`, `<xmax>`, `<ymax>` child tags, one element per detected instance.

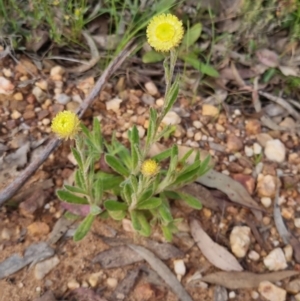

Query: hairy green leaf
<box><xmin>161</xmin><ymin>225</ymin><xmax>173</xmax><ymax>242</ymax></box>
<box><xmin>57</xmin><ymin>190</ymin><xmax>88</xmax><ymax>204</ymax></box>
<box><xmin>151</xmin><ymin>148</ymin><xmax>172</xmax><ymax>162</ymax></box>
<box><xmin>130</xmin><ymin>210</ymin><xmax>141</xmax><ymax>231</ymax></box>
<box><xmin>142</xmin><ymin>50</ymin><xmax>165</xmax><ymax>63</ymax></box>
<box><xmin>90</xmin><ymin>204</ymin><xmax>102</xmax><ymax>215</ymax></box>
<box><xmin>164</xmin><ymin>78</ymin><xmax>179</xmax><ymax>116</ymax></box>
<box><xmin>96</xmin><ymin>172</ymin><xmax>123</xmax><ymax>191</ymax></box>
<box><xmin>92</xmin><ymin>117</ymin><xmax>103</xmax><ymax>151</ymax></box>
<box><xmin>137</xmin><ymin>197</ymin><xmax>162</xmax><ymax>210</ymax></box>
<box><xmin>64</xmin><ymin>185</ymin><xmax>86</xmax><ymax>195</ymax></box>
<box><xmin>158</xmin><ymin>202</ymin><xmax>173</xmax><ymax>224</ymax></box>
<box><xmin>75</xmin><ymin>170</ymin><xmax>85</xmax><ymax>190</ymax></box>
<box><xmin>105</xmin><ymin>154</ymin><xmax>129</xmax><ymax>177</ymax></box>
<box><xmin>104</xmin><ymin>200</ymin><xmax>128</xmax><ymax>211</ymax></box>
<box><xmin>177</xmin><ymin>192</ymin><xmax>202</xmax><ymax>209</ymax></box>
<box><xmin>71</xmin><ymin>148</ymin><xmax>83</xmax><ymax>170</ymax></box>
<box><xmin>181</xmin><ymin>23</ymin><xmax>202</xmax><ymax>48</ymax></box>
<box><xmin>73</xmin><ymin>214</ymin><xmax>95</xmax><ymax>241</ymax></box>
<box><xmin>137</xmin><ymin>213</ymin><xmax>151</xmax><ymax>237</ymax></box>
<box><xmin>108</xmin><ymin>210</ymin><xmax>126</xmax><ymax>220</ymax></box>
<box><xmin>94</xmin><ymin>176</ymin><xmax>103</xmax><ymax>203</ymax></box>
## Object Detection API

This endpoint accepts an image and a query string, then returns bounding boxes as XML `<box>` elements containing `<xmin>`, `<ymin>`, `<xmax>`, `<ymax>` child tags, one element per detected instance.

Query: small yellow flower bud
<box><xmin>51</xmin><ymin>110</ymin><xmax>80</xmax><ymax>140</ymax></box>
<box><xmin>141</xmin><ymin>159</ymin><xmax>160</xmax><ymax>177</ymax></box>
<box><xmin>146</xmin><ymin>14</ymin><xmax>184</xmax><ymax>52</ymax></box>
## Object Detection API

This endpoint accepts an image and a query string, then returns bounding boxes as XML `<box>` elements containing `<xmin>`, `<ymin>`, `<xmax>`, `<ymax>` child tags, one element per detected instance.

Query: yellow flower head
<box><xmin>51</xmin><ymin>110</ymin><xmax>80</xmax><ymax>140</ymax></box>
<box><xmin>146</xmin><ymin>14</ymin><xmax>184</xmax><ymax>52</ymax></box>
<box><xmin>141</xmin><ymin>159</ymin><xmax>160</xmax><ymax>177</ymax></box>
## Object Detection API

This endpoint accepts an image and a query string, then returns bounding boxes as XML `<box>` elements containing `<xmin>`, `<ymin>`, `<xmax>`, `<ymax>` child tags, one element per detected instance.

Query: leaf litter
<box><xmin>128</xmin><ymin>244</ymin><xmax>194</xmax><ymax>301</ymax></box>
<box><xmin>190</xmin><ymin>218</ymin><xmax>243</xmax><ymax>272</ymax></box>
<box><xmin>202</xmin><ymin>271</ymin><xmax>299</xmax><ymax>290</ymax></box>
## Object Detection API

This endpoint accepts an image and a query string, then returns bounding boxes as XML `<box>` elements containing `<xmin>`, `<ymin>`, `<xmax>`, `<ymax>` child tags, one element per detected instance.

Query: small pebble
<box><xmin>234</xmin><ymin>109</ymin><xmax>241</xmax><ymax>116</ymax></box>
<box><xmin>229</xmin><ymin>291</ymin><xmax>236</xmax><ymax>299</ymax></box>
<box><xmin>248</xmin><ymin>250</ymin><xmax>260</xmax><ymax>261</ymax></box>
<box><xmin>42</xmin><ymin>118</ymin><xmax>51</xmax><ymax>126</ymax></box>
<box><xmin>251</xmin><ymin>291</ymin><xmax>259</xmax><ymax>299</ymax></box>
<box><xmin>162</xmin><ymin>111</ymin><xmax>181</xmax><ymax>125</ymax></box>
<box><xmin>294</xmin><ymin>218</ymin><xmax>300</xmax><ymax>229</ymax></box>
<box><xmin>253</xmin><ymin>142</ymin><xmax>262</xmax><ymax>155</ymax></box>
<box><xmin>1</xmin><ymin>228</ymin><xmax>11</xmax><ymax>240</ymax></box>
<box><xmin>193</xmin><ymin>120</ymin><xmax>202</xmax><ymax>129</ymax></box>
<box><xmin>107</xmin><ymin>277</ymin><xmax>118</xmax><ymax>289</ymax></box>
<box><xmin>263</xmin><ymin>248</ymin><xmax>287</xmax><ymax>271</ymax></box>
<box><xmin>32</xmin><ymin>86</ymin><xmax>47</xmax><ymax>103</ymax></box>
<box><xmin>284</xmin><ymin>244</ymin><xmax>293</xmax><ymax>262</ymax></box>
<box><xmin>55</xmin><ymin>93</ymin><xmax>71</xmax><ymax>104</ymax></box>
<box><xmin>245</xmin><ymin>146</ymin><xmax>254</xmax><ymax>157</ymax></box>
<box><xmin>13</xmin><ymin>92</ymin><xmax>23</xmax><ymax>101</ymax></box>
<box><xmin>194</xmin><ymin>132</ymin><xmax>202</xmax><ymax>141</ymax></box>
<box><xmin>156</xmin><ymin>98</ymin><xmax>164</xmax><ymax>107</ymax></box>
<box><xmin>264</xmin><ymin>139</ymin><xmax>286</xmax><ymax>163</ymax></box>
<box><xmin>50</xmin><ymin>65</ymin><xmax>65</xmax><ymax>77</ymax></box>
<box><xmin>145</xmin><ymin>81</ymin><xmax>158</xmax><ymax>96</ymax></box>
<box><xmin>261</xmin><ymin>197</ymin><xmax>272</xmax><ymax>208</ymax></box>
<box><xmin>230</xmin><ymin>226</ymin><xmax>251</xmax><ymax>258</ymax></box>
<box><xmin>174</xmin><ymin>259</ymin><xmax>186</xmax><ymax>282</ymax></box>
<box><xmin>202</xmin><ymin>104</ymin><xmax>219</xmax><ymax>117</ymax></box>
<box><xmin>3</xmin><ymin>68</ymin><xmax>12</xmax><ymax>77</ymax></box>
<box><xmin>88</xmin><ymin>271</ymin><xmax>103</xmax><ymax>287</ymax></box>
<box><xmin>11</xmin><ymin>110</ymin><xmax>22</xmax><ymax>119</ymax></box>
<box><xmin>67</xmin><ymin>280</ymin><xmax>80</xmax><ymax>290</ymax></box>
<box><xmin>215</xmin><ymin>123</ymin><xmax>225</xmax><ymax>132</ymax></box>
<box><xmin>258</xmin><ymin>281</ymin><xmax>286</xmax><ymax>301</ymax></box>
<box><xmin>106</xmin><ymin>97</ymin><xmax>122</xmax><ymax>112</ymax></box>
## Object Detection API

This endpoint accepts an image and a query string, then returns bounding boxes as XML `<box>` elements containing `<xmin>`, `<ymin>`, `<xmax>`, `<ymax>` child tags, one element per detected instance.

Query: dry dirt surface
<box><xmin>1</xmin><ymin>52</ymin><xmax>300</xmax><ymax>301</ymax></box>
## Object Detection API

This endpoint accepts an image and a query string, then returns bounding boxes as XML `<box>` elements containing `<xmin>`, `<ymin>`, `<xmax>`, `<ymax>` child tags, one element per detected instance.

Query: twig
<box><xmin>0</xmin><ymin>41</ymin><xmax>136</xmax><ymax>207</ymax></box>
<box><xmin>258</xmin><ymin>90</ymin><xmax>300</xmax><ymax>121</ymax></box>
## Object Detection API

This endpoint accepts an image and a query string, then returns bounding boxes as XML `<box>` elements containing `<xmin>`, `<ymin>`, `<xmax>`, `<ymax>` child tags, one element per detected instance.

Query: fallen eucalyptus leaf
<box><xmin>47</xmin><ymin>216</ymin><xmax>74</xmax><ymax>245</ymax></box>
<box><xmin>111</xmin><ymin>268</ymin><xmax>140</xmax><ymax>300</ymax></box>
<box><xmin>190</xmin><ymin>218</ymin><xmax>243</xmax><ymax>272</ymax></box>
<box><xmin>202</xmin><ymin>270</ymin><xmax>299</xmax><ymax>289</ymax></box>
<box><xmin>197</xmin><ymin>170</ymin><xmax>262</xmax><ymax>220</ymax></box>
<box><xmin>128</xmin><ymin>244</ymin><xmax>194</xmax><ymax>301</ymax></box>
<box><xmin>256</xmin><ymin>49</ymin><xmax>279</xmax><ymax>68</ymax></box>
<box><xmin>0</xmin><ymin>242</ymin><xmax>54</xmax><ymax>279</ymax></box>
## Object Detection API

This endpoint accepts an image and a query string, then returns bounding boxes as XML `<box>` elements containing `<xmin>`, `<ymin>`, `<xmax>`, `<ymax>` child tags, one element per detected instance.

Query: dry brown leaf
<box><xmin>256</xmin><ymin>49</ymin><xmax>279</xmax><ymax>68</ymax></box>
<box><xmin>0</xmin><ymin>142</ymin><xmax>30</xmax><ymax>188</ymax></box>
<box><xmin>278</xmin><ymin>65</ymin><xmax>299</xmax><ymax>77</ymax></box>
<box><xmin>128</xmin><ymin>244</ymin><xmax>194</xmax><ymax>301</ymax></box>
<box><xmin>202</xmin><ymin>271</ymin><xmax>299</xmax><ymax>289</ymax></box>
<box><xmin>47</xmin><ymin>216</ymin><xmax>74</xmax><ymax>245</ymax></box>
<box><xmin>67</xmin><ymin>31</ymin><xmax>100</xmax><ymax>73</ymax></box>
<box><xmin>25</xmin><ymin>29</ymin><xmax>49</xmax><ymax>52</ymax></box>
<box><xmin>92</xmin><ymin>34</ymin><xmax>121</xmax><ymax>50</ymax></box>
<box><xmin>258</xmin><ymin>91</ymin><xmax>300</xmax><ymax>121</ymax></box>
<box><xmin>71</xmin><ymin>288</ymin><xmax>108</xmax><ymax>301</ymax></box>
<box><xmin>179</xmin><ymin>183</ymin><xmax>219</xmax><ymax>211</ymax></box>
<box><xmin>111</xmin><ymin>269</ymin><xmax>140</xmax><ymax>300</ymax></box>
<box><xmin>190</xmin><ymin>218</ymin><xmax>243</xmax><ymax>272</ymax></box>
<box><xmin>196</xmin><ymin>170</ymin><xmax>263</xmax><ymax>219</ymax></box>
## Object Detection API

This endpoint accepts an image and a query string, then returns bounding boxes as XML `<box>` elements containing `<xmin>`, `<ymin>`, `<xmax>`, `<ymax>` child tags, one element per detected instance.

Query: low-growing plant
<box><xmin>51</xmin><ymin>13</ymin><xmax>211</xmax><ymax>241</ymax></box>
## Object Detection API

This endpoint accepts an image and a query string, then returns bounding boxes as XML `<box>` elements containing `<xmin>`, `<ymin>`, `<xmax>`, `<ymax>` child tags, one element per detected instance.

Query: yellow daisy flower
<box><xmin>147</xmin><ymin>14</ymin><xmax>184</xmax><ymax>52</ymax></box>
<box><xmin>141</xmin><ymin>159</ymin><xmax>160</xmax><ymax>177</ymax></box>
<box><xmin>51</xmin><ymin>110</ymin><xmax>80</xmax><ymax>140</ymax></box>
